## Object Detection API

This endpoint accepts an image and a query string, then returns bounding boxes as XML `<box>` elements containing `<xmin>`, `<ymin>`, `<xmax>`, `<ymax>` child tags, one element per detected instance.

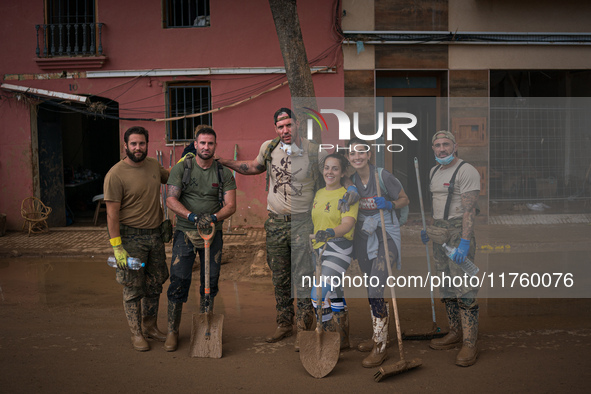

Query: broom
<box><xmin>373</xmin><ymin>170</ymin><xmax>422</xmax><ymax>382</ymax></box>
<box><xmin>401</xmin><ymin>158</ymin><xmax>447</xmax><ymax>341</ymax></box>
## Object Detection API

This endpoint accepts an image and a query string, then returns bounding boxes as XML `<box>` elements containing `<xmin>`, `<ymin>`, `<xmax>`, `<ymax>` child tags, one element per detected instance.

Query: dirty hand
<box><xmin>338</xmin><ymin>186</ymin><xmax>360</xmax><ymax>213</ymax></box>
<box><xmin>195</xmin><ymin>213</ymin><xmax>216</xmax><ymax>229</ymax></box>
<box><xmin>420</xmin><ymin>230</ymin><xmax>430</xmax><ymax>244</ymax></box>
<box><xmin>374</xmin><ymin>196</ymin><xmax>393</xmax><ymax>211</ymax></box>
<box><xmin>110</xmin><ymin>237</ymin><xmax>129</xmax><ymax>270</ymax></box>
<box><xmin>453</xmin><ymin>238</ymin><xmax>471</xmax><ymax>263</ymax></box>
<box><xmin>315</xmin><ymin>228</ymin><xmax>335</xmax><ymax>243</ymax></box>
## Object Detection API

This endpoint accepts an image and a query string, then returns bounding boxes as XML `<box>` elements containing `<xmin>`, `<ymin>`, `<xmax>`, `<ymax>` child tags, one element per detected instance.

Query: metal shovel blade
<box><xmin>299</xmin><ymin>329</ymin><xmax>340</xmax><ymax>378</ymax></box>
<box><xmin>189</xmin><ymin>311</ymin><xmax>224</xmax><ymax>358</ymax></box>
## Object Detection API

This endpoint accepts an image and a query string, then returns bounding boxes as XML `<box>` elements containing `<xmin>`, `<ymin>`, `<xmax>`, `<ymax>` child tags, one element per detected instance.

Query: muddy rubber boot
<box><xmin>320</xmin><ymin>308</ymin><xmax>336</xmax><ymax>332</ymax></box>
<box><xmin>124</xmin><ymin>299</ymin><xmax>149</xmax><ymax>352</ymax></box>
<box><xmin>456</xmin><ymin>307</ymin><xmax>479</xmax><ymax>367</ymax></box>
<box><xmin>333</xmin><ymin>309</ymin><xmax>350</xmax><ymax>350</ymax></box>
<box><xmin>293</xmin><ymin>309</ymin><xmax>314</xmax><ymax>351</ymax></box>
<box><xmin>164</xmin><ymin>301</ymin><xmax>183</xmax><ymax>352</ymax></box>
<box><xmin>430</xmin><ymin>299</ymin><xmax>462</xmax><ymax>350</ymax></box>
<box><xmin>361</xmin><ymin>313</ymin><xmax>389</xmax><ymax>368</ymax></box>
<box><xmin>266</xmin><ymin>324</ymin><xmax>293</xmax><ymax>343</ymax></box>
<box><xmin>357</xmin><ymin>306</ymin><xmax>374</xmax><ymax>352</ymax></box>
<box><xmin>141</xmin><ymin>296</ymin><xmax>167</xmax><ymax>342</ymax></box>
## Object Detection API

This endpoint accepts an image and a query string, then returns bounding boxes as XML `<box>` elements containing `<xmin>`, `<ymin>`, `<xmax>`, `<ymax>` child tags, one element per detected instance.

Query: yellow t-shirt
<box><xmin>311</xmin><ymin>187</ymin><xmax>358</xmax><ymax>248</ymax></box>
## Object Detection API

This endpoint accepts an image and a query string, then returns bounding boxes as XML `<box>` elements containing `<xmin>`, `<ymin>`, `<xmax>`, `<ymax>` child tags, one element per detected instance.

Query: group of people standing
<box><xmin>103</xmin><ymin>107</ymin><xmax>481</xmax><ymax>369</ymax></box>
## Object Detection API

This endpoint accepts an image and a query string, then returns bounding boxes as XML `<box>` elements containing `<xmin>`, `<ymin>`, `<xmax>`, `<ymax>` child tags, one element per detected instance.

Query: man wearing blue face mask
<box><xmin>420</xmin><ymin>130</ymin><xmax>481</xmax><ymax>367</ymax></box>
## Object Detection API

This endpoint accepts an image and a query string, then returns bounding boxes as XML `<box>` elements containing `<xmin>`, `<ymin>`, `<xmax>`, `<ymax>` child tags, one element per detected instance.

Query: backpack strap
<box><xmin>263</xmin><ymin>137</ymin><xmax>281</xmax><ymax>192</ymax></box>
<box><xmin>181</xmin><ymin>153</ymin><xmax>195</xmax><ymax>192</ymax></box>
<box><xmin>443</xmin><ymin>161</ymin><xmax>467</xmax><ymax>220</ymax></box>
<box><xmin>216</xmin><ymin>161</ymin><xmax>225</xmax><ymax>207</ymax></box>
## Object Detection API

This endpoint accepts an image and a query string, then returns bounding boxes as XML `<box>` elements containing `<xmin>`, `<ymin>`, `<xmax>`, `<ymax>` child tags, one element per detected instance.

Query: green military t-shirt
<box><xmin>167</xmin><ymin>158</ymin><xmax>236</xmax><ymax>232</ymax></box>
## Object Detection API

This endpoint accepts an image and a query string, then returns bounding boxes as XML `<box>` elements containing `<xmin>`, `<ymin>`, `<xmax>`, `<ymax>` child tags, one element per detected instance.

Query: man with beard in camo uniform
<box><xmin>104</xmin><ymin>126</ymin><xmax>170</xmax><ymax>352</ymax></box>
<box><xmin>217</xmin><ymin>108</ymin><xmax>358</xmax><ymax>350</ymax></box>
<box><xmin>420</xmin><ymin>130</ymin><xmax>481</xmax><ymax>367</ymax></box>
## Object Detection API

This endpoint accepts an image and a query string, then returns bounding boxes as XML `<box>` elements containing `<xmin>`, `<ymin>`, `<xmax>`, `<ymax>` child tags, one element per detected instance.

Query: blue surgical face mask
<box><xmin>435</xmin><ymin>153</ymin><xmax>454</xmax><ymax>165</ymax></box>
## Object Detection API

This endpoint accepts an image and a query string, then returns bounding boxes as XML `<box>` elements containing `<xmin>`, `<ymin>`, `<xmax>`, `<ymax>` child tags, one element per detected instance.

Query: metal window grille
<box><xmin>165</xmin><ymin>0</ymin><xmax>210</xmax><ymax>28</ymax></box>
<box><xmin>37</xmin><ymin>0</ymin><xmax>100</xmax><ymax>57</ymax></box>
<box><xmin>168</xmin><ymin>84</ymin><xmax>212</xmax><ymax>142</ymax></box>
<box><xmin>489</xmin><ymin>98</ymin><xmax>591</xmax><ymax>203</ymax></box>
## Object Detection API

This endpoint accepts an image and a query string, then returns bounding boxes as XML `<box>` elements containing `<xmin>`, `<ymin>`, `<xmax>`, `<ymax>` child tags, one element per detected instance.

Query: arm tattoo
<box><xmin>256</xmin><ymin>163</ymin><xmax>265</xmax><ymax>172</ymax></box>
<box><xmin>239</xmin><ymin>164</ymin><xmax>249</xmax><ymax>173</ymax></box>
<box><xmin>461</xmin><ymin>190</ymin><xmax>479</xmax><ymax>213</ymax></box>
<box><xmin>168</xmin><ymin>185</ymin><xmax>181</xmax><ymax>199</ymax></box>
<box><xmin>461</xmin><ymin>190</ymin><xmax>479</xmax><ymax>238</ymax></box>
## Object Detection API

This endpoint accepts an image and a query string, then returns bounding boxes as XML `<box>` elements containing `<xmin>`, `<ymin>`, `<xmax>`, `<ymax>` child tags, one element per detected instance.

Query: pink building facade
<box><xmin>0</xmin><ymin>0</ymin><xmax>344</xmax><ymax>230</ymax></box>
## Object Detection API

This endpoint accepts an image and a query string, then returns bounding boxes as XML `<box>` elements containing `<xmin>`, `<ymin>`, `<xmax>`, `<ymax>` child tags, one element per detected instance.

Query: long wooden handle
<box><xmin>375</xmin><ymin>170</ymin><xmax>405</xmax><ymax>361</ymax></box>
<box><xmin>198</xmin><ymin>223</ymin><xmax>216</xmax><ymax>310</ymax></box>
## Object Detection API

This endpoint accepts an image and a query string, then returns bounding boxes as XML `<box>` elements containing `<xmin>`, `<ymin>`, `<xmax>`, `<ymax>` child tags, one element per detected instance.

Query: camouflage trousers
<box><xmin>116</xmin><ymin>232</ymin><xmax>169</xmax><ymax>303</ymax></box>
<box><xmin>432</xmin><ymin>217</ymin><xmax>478</xmax><ymax>310</ymax></box>
<box><xmin>265</xmin><ymin>214</ymin><xmax>314</xmax><ymax>327</ymax></box>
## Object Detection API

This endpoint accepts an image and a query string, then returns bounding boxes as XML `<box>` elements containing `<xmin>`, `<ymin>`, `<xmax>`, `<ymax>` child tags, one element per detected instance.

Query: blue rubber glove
<box><xmin>420</xmin><ymin>230</ymin><xmax>430</xmax><ymax>245</ymax></box>
<box><xmin>338</xmin><ymin>186</ymin><xmax>360</xmax><ymax>213</ymax></box>
<box><xmin>374</xmin><ymin>196</ymin><xmax>393</xmax><ymax>211</ymax></box>
<box><xmin>187</xmin><ymin>213</ymin><xmax>198</xmax><ymax>223</ymax></box>
<box><xmin>453</xmin><ymin>238</ymin><xmax>471</xmax><ymax>263</ymax></box>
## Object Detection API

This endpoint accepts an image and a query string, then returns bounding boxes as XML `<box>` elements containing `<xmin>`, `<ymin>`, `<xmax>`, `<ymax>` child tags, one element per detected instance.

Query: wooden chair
<box><xmin>21</xmin><ymin>197</ymin><xmax>52</xmax><ymax>236</ymax></box>
<box><xmin>92</xmin><ymin>194</ymin><xmax>106</xmax><ymax>226</ymax></box>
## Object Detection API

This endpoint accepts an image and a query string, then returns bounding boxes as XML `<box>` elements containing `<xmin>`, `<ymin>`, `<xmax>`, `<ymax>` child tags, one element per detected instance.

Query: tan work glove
<box><xmin>110</xmin><ymin>237</ymin><xmax>129</xmax><ymax>270</ymax></box>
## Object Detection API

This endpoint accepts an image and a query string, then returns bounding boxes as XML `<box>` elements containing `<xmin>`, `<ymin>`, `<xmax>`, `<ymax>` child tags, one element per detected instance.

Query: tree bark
<box><xmin>268</xmin><ymin>0</ymin><xmax>320</xmax><ymax>141</ymax></box>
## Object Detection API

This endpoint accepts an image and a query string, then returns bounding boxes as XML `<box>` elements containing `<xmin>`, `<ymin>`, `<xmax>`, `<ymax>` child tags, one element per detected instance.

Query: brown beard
<box><xmin>125</xmin><ymin>147</ymin><xmax>147</xmax><ymax>163</ymax></box>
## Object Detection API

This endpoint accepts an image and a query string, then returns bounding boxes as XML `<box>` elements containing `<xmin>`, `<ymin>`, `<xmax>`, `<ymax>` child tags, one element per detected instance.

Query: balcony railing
<box><xmin>35</xmin><ymin>22</ymin><xmax>104</xmax><ymax>58</ymax></box>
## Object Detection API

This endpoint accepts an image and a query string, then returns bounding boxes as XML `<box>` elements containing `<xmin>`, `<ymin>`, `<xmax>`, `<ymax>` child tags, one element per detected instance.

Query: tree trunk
<box><xmin>268</xmin><ymin>0</ymin><xmax>320</xmax><ymax>142</ymax></box>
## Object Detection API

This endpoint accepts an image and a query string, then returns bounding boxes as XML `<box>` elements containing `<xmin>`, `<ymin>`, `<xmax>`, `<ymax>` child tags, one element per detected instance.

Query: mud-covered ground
<box><xmin>1</xmin><ymin>223</ymin><xmax>591</xmax><ymax>393</ymax></box>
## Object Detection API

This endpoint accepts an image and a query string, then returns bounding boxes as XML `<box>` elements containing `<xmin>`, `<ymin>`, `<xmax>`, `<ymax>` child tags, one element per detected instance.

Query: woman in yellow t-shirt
<box><xmin>310</xmin><ymin>153</ymin><xmax>358</xmax><ymax>350</ymax></box>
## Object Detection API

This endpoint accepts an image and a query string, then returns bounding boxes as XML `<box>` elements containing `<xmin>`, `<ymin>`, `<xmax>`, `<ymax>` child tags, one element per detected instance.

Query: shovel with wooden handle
<box><xmin>299</xmin><ymin>235</ymin><xmax>340</xmax><ymax>378</ymax></box>
<box><xmin>189</xmin><ymin>223</ymin><xmax>224</xmax><ymax>358</ymax></box>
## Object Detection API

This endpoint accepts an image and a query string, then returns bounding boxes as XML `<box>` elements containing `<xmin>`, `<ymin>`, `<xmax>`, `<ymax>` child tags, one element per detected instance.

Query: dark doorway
<box><xmin>36</xmin><ymin>97</ymin><xmax>120</xmax><ymax>226</ymax></box>
<box><xmin>376</xmin><ymin>71</ymin><xmax>447</xmax><ymax>213</ymax></box>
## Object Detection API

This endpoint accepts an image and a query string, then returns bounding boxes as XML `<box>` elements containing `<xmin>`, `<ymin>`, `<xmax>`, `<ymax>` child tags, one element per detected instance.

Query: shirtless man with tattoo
<box><xmin>420</xmin><ymin>130</ymin><xmax>481</xmax><ymax>367</ymax></box>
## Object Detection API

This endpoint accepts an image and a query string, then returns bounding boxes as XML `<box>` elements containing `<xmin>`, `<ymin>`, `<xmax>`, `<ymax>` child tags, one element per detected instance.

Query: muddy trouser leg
<box><xmin>263</xmin><ymin>218</ymin><xmax>295</xmax><ymax>343</ymax></box>
<box><xmin>117</xmin><ymin>235</ymin><xmax>153</xmax><ymax>351</ymax></box>
<box><xmin>292</xmin><ymin>216</ymin><xmax>315</xmax><ymax>332</ymax></box>
<box><xmin>362</xmin><ymin>232</ymin><xmax>397</xmax><ymax>368</ymax></box>
<box><xmin>165</xmin><ymin>230</ymin><xmax>197</xmax><ymax>351</ymax></box>
<box><xmin>196</xmin><ymin>231</ymin><xmax>223</xmax><ymax>313</ymax></box>
<box><xmin>141</xmin><ymin>233</ymin><xmax>169</xmax><ymax>342</ymax></box>
<box><xmin>353</xmin><ymin>230</ymin><xmax>375</xmax><ymax>352</ymax></box>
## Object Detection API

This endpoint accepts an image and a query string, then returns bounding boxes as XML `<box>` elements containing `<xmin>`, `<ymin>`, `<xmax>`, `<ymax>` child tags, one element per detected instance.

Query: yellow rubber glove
<box><xmin>110</xmin><ymin>237</ymin><xmax>129</xmax><ymax>270</ymax></box>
